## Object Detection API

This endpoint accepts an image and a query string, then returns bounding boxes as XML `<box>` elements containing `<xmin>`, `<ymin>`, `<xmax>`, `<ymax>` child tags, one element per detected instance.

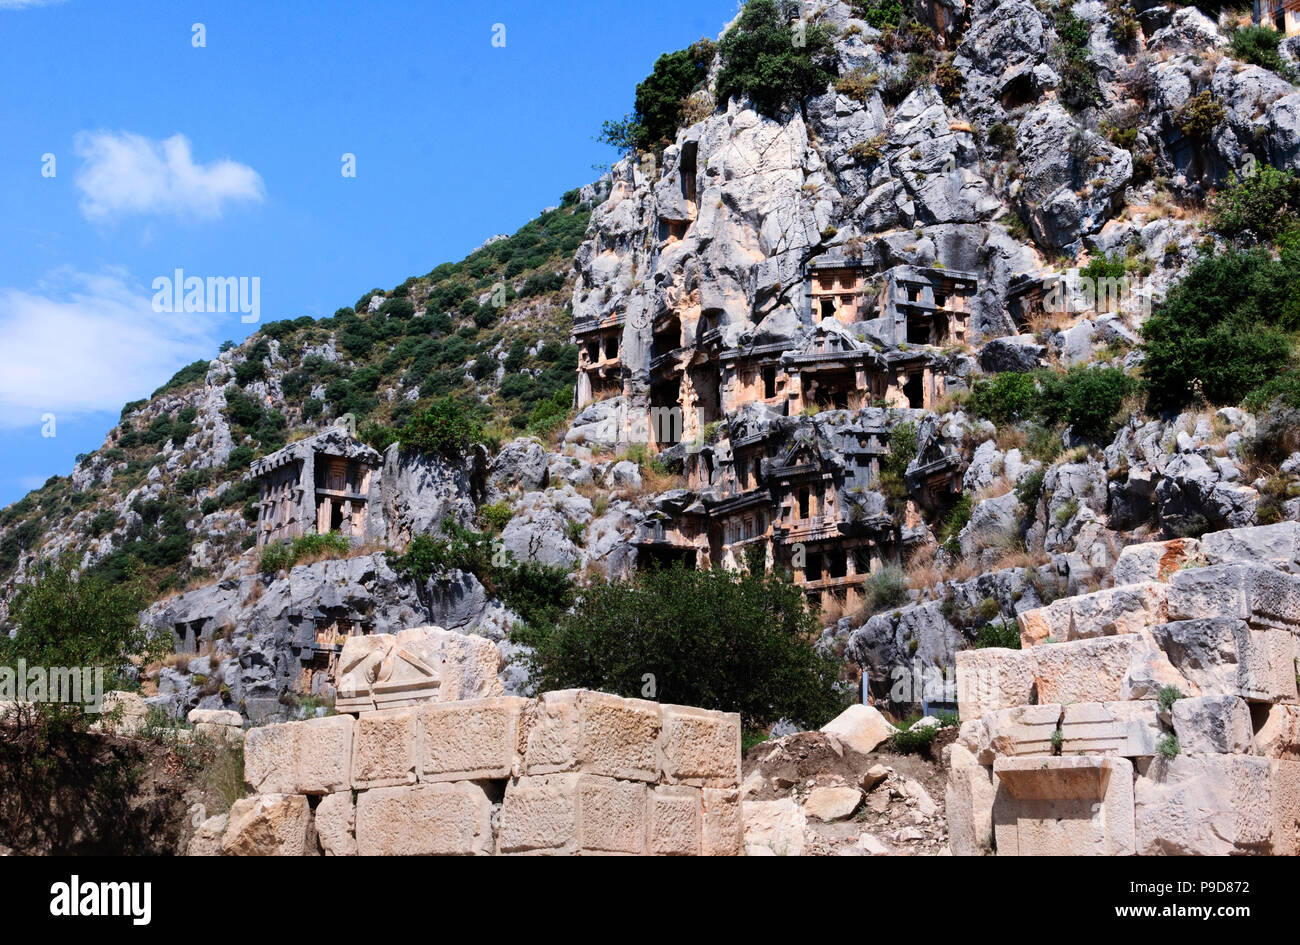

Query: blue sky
<box><xmin>0</xmin><ymin>0</ymin><xmax>738</xmax><ymax>506</ymax></box>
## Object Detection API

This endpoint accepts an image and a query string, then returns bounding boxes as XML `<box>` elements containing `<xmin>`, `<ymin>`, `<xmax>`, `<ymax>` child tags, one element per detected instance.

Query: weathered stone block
<box><xmin>350</xmin><ymin>707</ymin><xmax>418</xmax><ymax>789</ymax></box>
<box><xmin>336</xmin><ymin>625</ymin><xmax>504</xmax><ymax>714</ymax></box>
<box><xmin>578</xmin><ymin>774</ymin><xmax>647</xmax><ymax>854</ymax></box>
<box><xmin>243</xmin><ymin>721</ymin><xmax>296</xmax><ymax>794</ymax></box>
<box><xmin>1060</xmin><ymin>701</ymin><xmax>1160</xmax><ymax>757</ymax></box>
<box><xmin>1032</xmin><ymin>635</ymin><xmax>1136</xmax><ymax>705</ymax></box>
<box><xmin>955</xmin><ymin>647</ymin><xmax>1036</xmax><ymax>722</ymax></box>
<box><xmin>702</xmin><ymin>787</ymin><xmax>743</xmax><ymax>856</ymax></box>
<box><xmin>659</xmin><ymin>703</ymin><xmax>741</xmax><ymax>787</ymax></box>
<box><xmin>1135</xmin><ymin>755</ymin><xmax>1300</xmax><ymax>855</ymax></box>
<box><xmin>1151</xmin><ymin>618</ymin><xmax>1298</xmax><ymax>703</ymax></box>
<box><xmin>647</xmin><ymin>784</ymin><xmax>702</xmax><ymax>855</ymax></box>
<box><xmin>420</xmin><ymin>696</ymin><xmax>526</xmax><ymax>782</ymax></box>
<box><xmin>992</xmin><ymin>756</ymin><xmax>1135</xmax><ymax>856</ymax></box>
<box><xmin>1113</xmin><ymin>538</ymin><xmax>1203</xmax><ymax>585</ymax></box>
<box><xmin>1254</xmin><ymin>704</ymin><xmax>1300</xmax><ymax>759</ymax></box>
<box><xmin>522</xmin><ymin>689</ymin><xmax>582</xmax><ymax>774</ymax></box>
<box><xmin>294</xmin><ymin>715</ymin><xmax>354</xmax><ymax>795</ymax></box>
<box><xmin>1017</xmin><ymin>582</ymin><xmax>1168</xmax><ymax>647</ymax></box>
<box><xmin>985</xmin><ymin>703</ymin><xmax>1062</xmax><ymax>757</ymax></box>
<box><xmin>221</xmin><ymin>794</ymin><xmax>318</xmax><ymax>857</ymax></box>
<box><xmin>1201</xmin><ymin>522</ymin><xmax>1300</xmax><ymax>573</ymax></box>
<box><xmin>315</xmin><ymin>791</ymin><xmax>356</xmax><ymax>856</ymax></box>
<box><xmin>187</xmin><ymin>814</ymin><xmax>228</xmax><ymax>857</ymax></box>
<box><xmin>946</xmin><ymin>764</ymin><xmax>995</xmax><ymax>856</ymax></box>
<box><xmin>1172</xmin><ymin>695</ymin><xmax>1254</xmax><ymax>755</ymax></box>
<box><xmin>580</xmin><ymin>692</ymin><xmax>662</xmax><ymax>782</ymax></box>
<box><xmin>498</xmin><ymin>774</ymin><xmax>580</xmax><ymax>854</ymax></box>
<box><xmin>1166</xmin><ymin>563</ymin><xmax>1300</xmax><ymax>631</ymax></box>
<box><xmin>355</xmin><ymin>782</ymin><xmax>493</xmax><ymax>855</ymax></box>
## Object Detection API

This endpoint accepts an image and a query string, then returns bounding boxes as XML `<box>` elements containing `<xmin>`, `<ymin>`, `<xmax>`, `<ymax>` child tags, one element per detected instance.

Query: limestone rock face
<box><xmin>743</xmin><ymin>798</ymin><xmax>807</xmax><ymax>856</ymax></box>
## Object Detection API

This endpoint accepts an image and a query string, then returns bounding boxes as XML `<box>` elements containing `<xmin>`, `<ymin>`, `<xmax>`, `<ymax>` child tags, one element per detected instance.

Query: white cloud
<box><xmin>0</xmin><ymin>268</ymin><xmax>225</xmax><ymax>427</ymax></box>
<box><xmin>74</xmin><ymin>131</ymin><xmax>265</xmax><ymax>222</ymax></box>
<box><xmin>0</xmin><ymin>1</ymin><xmax>67</xmax><ymax>8</ymax></box>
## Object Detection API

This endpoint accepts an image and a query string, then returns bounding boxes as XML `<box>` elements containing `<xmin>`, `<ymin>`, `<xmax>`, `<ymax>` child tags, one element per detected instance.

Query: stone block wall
<box><xmin>204</xmin><ymin>689</ymin><xmax>742</xmax><ymax>856</ymax></box>
<box><xmin>946</xmin><ymin>523</ymin><xmax>1300</xmax><ymax>856</ymax></box>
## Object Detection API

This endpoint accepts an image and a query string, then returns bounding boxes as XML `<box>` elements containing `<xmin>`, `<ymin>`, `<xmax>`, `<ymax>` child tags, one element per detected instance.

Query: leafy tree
<box><xmin>630</xmin><ymin>41</ymin><xmax>716</xmax><ymax>149</ymax></box>
<box><xmin>849</xmin><ymin>0</ymin><xmax>903</xmax><ymax>30</ymax></box>
<box><xmin>715</xmin><ymin>0</ymin><xmax>838</xmax><ymax>117</ymax></box>
<box><xmin>511</xmin><ymin>564</ymin><xmax>845</xmax><ymax>729</ymax></box>
<box><xmin>967</xmin><ymin>372</ymin><xmax>1039</xmax><ymax>424</ymax></box>
<box><xmin>1</xmin><ymin>557</ymin><xmax>169</xmax><ymax>711</ymax></box>
<box><xmin>1177</xmin><ymin>90</ymin><xmax>1226</xmax><ymax>139</ymax></box>
<box><xmin>1141</xmin><ymin>248</ymin><xmax>1298</xmax><ymax>412</ymax></box>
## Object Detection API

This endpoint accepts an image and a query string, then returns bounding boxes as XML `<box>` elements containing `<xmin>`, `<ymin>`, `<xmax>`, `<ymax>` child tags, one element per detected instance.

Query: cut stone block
<box><xmin>522</xmin><ymin>689</ymin><xmax>582</xmax><ymax>775</ymax></box>
<box><xmin>985</xmin><ymin>703</ymin><xmax>1062</xmax><ymax>757</ymax></box>
<box><xmin>702</xmin><ymin>787</ymin><xmax>743</xmax><ymax>856</ymax></box>
<box><xmin>420</xmin><ymin>696</ymin><xmax>526</xmax><ymax>782</ymax></box>
<box><xmin>578</xmin><ymin>774</ymin><xmax>647</xmax><ymax>854</ymax></box>
<box><xmin>1166</xmin><ymin>562</ymin><xmax>1300</xmax><ymax>631</ymax></box>
<box><xmin>1032</xmin><ymin>635</ymin><xmax>1136</xmax><ymax>705</ymax></box>
<box><xmin>1254</xmin><ymin>704</ymin><xmax>1300</xmax><ymax>759</ymax></box>
<box><xmin>992</xmin><ymin>756</ymin><xmax>1135</xmax><ymax>856</ymax></box>
<box><xmin>743</xmin><ymin>797</ymin><xmax>806</xmax><ymax>856</ymax></box>
<box><xmin>186</xmin><ymin>814</ymin><xmax>228</xmax><ymax>857</ymax></box>
<box><xmin>946</xmin><ymin>764</ymin><xmax>995</xmax><ymax>856</ymax></box>
<box><xmin>1135</xmin><ymin>755</ymin><xmax>1300</xmax><ymax>855</ymax></box>
<box><xmin>315</xmin><ymin>791</ymin><xmax>356</xmax><ymax>856</ymax></box>
<box><xmin>221</xmin><ymin>794</ymin><xmax>318</xmax><ymax>857</ymax></box>
<box><xmin>1150</xmin><ymin>618</ymin><xmax>1298</xmax><ymax>703</ymax></box>
<box><xmin>647</xmin><ymin>784</ymin><xmax>702</xmax><ymax>855</ymax></box>
<box><xmin>1017</xmin><ymin>581</ymin><xmax>1168</xmax><ymax>647</ymax></box>
<box><xmin>355</xmin><ymin>782</ymin><xmax>493</xmax><ymax>856</ymax></box>
<box><xmin>1060</xmin><ymin>701</ymin><xmax>1160</xmax><ymax>757</ymax></box>
<box><xmin>1172</xmin><ymin>695</ymin><xmax>1254</xmax><ymax>755</ymax></box>
<box><xmin>1113</xmin><ymin>538</ymin><xmax>1204</xmax><ymax>585</ymax></box>
<box><xmin>243</xmin><ymin>721</ymin><xmax>296</xmax><ymax>795</ymax></box>
<box><xmin>955</xmin><ymin>647</ymin><xmax>1036</xmax><ymax>722</ymax></box>
<box><xmin>294</xmin><ymin>715</ymin><xmax>354</xmax><ymax>795</ymax></box>
<box><xmin>659</xmin><ymin>703</ymin><xmax>741</xmax><ymax>787</ymax></box>
<box><xmin>1201</xmin><ymin>522</ymin><xmax>1300</xmax><ymax>573</ymax></box>
<box><xmin>580</xmin><ymin>692</ymin><xmax>662</xmax><ymax>782</ymax></box>
<box><xmin>498</xmin><ymin>774</ymin><xmax>580</xmax><ymax>855</ymax></box>
<box><xmin>350</xmin><ymin>707</ymin><xmax>418</xmax><ymax>789</ymax></box>
<box><xmin>335</xmin><ymin>625</ymin><xmax>504</xmax><ymax>714</ymax></box>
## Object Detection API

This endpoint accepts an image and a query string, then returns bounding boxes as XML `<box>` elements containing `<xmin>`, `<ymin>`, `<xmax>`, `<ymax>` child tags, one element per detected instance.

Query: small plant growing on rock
<box><xmin>890</xmin><ymin>720</ymin><xmax>940</xmax><ymax>755</ymax></box>
<box><xmin>1157</xmin><ymin>733</ymin><xmax>1181</xmax><ymax>759</ymax></box>
<box><xmin>1177</xmin><ymin>91</ymin><xmax>1226</xmax><ymax>141</ymax></box>
<box><xmin>1157</xmin><ymin>684</ymin><xmax>1182</xmax><ymax>714</ymax></box>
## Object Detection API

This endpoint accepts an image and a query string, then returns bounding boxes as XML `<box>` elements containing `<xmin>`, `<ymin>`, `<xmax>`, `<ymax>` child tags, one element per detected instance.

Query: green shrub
<box><xmin>1229</xmin><ymin>24</ymin><xmax>1295</xmax><ymax>79</ymax></box>
<box><xmin>890</xmin><ymin>721</ymin><xmax>940</xmax><ymax>755</ymax></box>
<box><xmin>1157</xmin><ymin>684</ymin><xmax>1182</xmax><ymax>713</ymax></box>
<box><xmin>398</xmin><ymin>396</ymin><xmax>484</xmax><ymax>458</ymax></box>
<box><xmin>511</xmin><ymin>563</ymin><xmax>845</xmax><ymax>729</ymax></box>
<box><xmin>1037</xmin><ymin>366</ymin><xmax>1136</xmax><ymax>441</ymax></box>
<box><xmin>968</xmin><ymin>372</ymin><xmax>1038</xmax><ymax>424</ymax></box>
<box><xmin>849</xmin><ymin>0</ymin><xmax>903</xmax><ymax>29</ymax></box>
<box><xmin>1211</xmin><ymin>165</ymin><xmax>1300</xmax><ymax>244</ymax></box>
<box><xmin>862</xmin><ymin>567</ymin><xmax>909</xmax><ymax>615</ymax></box>
<box><xmin>1177</xmin><ymin>90</ymin><xmax>1226</xmax><ymax>140</ymax></box>
<box><xmin>1053</xmin><ymin>8</ymin><xmax>1101</xmax><ymax>110</ymax></box>
<box><xmin>1157</xmin><ymin>734</ymin><xmax>1181</xmax><ymax>759</ymax></box>
<box><xmin>479</xmin><ymin>502</ymin><xmax>513</xmax><ymax>532</ymax></box>
<box><xmin>974</xmin><ymin>620</ymin><xmax>1022</xmax><ymax>649</ymax></box>
<box><xmin>1140</xmin><ymin>249</ymin><xmax>1298</xmax><ymax>413</ymax></box>
<box><xmin>715</xmin><ymin>0</ymin><xmax>838</xmax><ymax>117</ymax></box>
<box><xmin>259</xmin><ymin>532</ymin><xmax>352</xmax><ymax>573</ymax></box>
